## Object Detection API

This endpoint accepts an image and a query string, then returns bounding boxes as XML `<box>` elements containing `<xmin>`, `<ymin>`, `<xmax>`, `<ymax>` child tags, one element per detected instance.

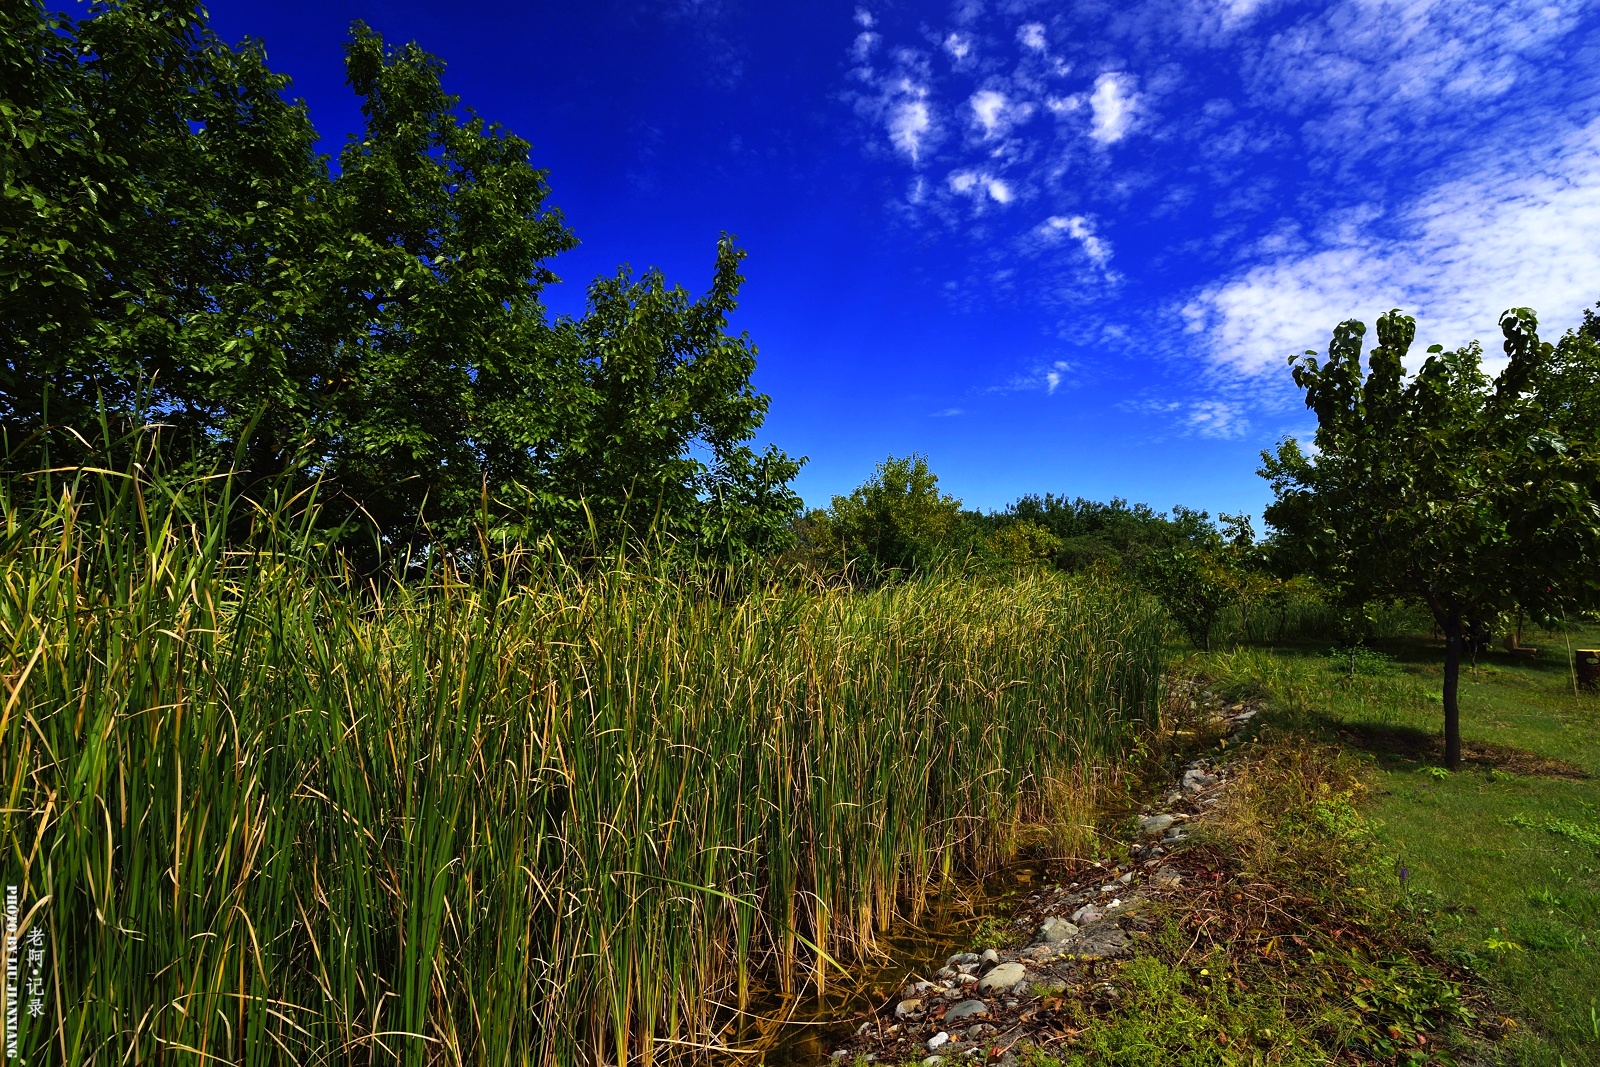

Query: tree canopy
<box><xmin>0</xmin><ymin>1</ymin><xmax>801</xmax><ymax>557</ymax></box>
<box><xmin>1261</xmin><ymin>307</ymin><xmax>1600</xmax><ymax>765</ymax></box>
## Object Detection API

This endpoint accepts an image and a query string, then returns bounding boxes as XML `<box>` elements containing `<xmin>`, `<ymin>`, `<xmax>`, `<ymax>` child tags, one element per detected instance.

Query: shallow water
<box><xmin>727</xmin><ymin>865</ymin><xmax>1047</xmax><ymax>1067</ymax></box>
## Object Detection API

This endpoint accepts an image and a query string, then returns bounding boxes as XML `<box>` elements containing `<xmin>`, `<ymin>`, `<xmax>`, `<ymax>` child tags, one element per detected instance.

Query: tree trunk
<box><xmin>1442</xmin><ymin>620</ymin><xmax>1463</xmax><ymax>768</ymax></box>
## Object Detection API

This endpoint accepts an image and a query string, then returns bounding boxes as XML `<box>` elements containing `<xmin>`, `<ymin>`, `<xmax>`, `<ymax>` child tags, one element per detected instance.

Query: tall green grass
<box><xmin>0</xmin><ymin>465</ymin><xmax>1165</xmax><ymax>1066</ymax></box>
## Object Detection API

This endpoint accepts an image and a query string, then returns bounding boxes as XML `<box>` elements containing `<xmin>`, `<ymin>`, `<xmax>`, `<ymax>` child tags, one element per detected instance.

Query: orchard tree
<box><xmin>1261</xmin><ymin>308</ymin><xmax>1600</xmax><ymax>766</ymax></box>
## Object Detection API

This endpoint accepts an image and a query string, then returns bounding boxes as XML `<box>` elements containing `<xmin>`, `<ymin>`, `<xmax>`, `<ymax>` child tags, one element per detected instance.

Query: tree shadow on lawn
<box><xmin>1302</xmin><ymin>712</ymin><xmax>1591</xmax><ymax>779</ymax></box>
<box><xmin>1361</xmin><ymin>633</ymin><xmax>1589</xmax><ymax>682</ymax></box>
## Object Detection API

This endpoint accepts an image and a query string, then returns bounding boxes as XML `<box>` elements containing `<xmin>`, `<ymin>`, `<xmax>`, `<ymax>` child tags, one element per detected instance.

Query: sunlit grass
<box><xmin>1198</xmin><ymin>632</ymin><xmax>1600</xmax><ymax>1066</ymax></box>
<box><xmin>0</xmin><ymin>464</ymin><xmax>1167</xmax><ymax>1066</ymax></box>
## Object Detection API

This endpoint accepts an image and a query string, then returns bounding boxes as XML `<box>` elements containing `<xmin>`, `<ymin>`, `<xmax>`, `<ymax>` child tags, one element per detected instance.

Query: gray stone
<box><xmin>1153</xmin><ymin>866</ymin><xmax>1182</xmax><ymax>887</ymax></box>
<box><xmin>927</xmin><ymin>1032</ymin><xmax>950</xmax><ymax>1051</ymax></box>
<box><xmin>895</xmin><ymin>998</ymin><xmax>923</xmax><ymax>1018</ymax></box>
<box><xmin>944</xmin><ymin>999</ymin><xmax>989</xmax><ymax>1023</ymax></box>
<box><xmin>976</xmin><ymin>961</ymin><xmax>1026</xmax><ymax>993</ymax></box>
<box><xmin>1031</xmin><ymin>916</ymin><xmax>1080</xmax><ymax>944</ymax></box>
<box><xmin>1182</xmin><ymin>769</ymin><xmax>1219</xmax><ymax>793</ymax></box>
<box><xmin>980</xmin><ymin>948</ymin><xmax>1000</xmax><ymax>967</ymax></box>
<box><xmin>1138</xmin><ymin>814</ymin><xmax>1175</xmax><ymax>835</ymax></box>
<box><xmin>1163</xmin><ymin>827</ymin><xmax>1189</xmax><ymax>843</ymax></box>
<box><xmin>1070</xmin><ymin>903</ymin><xmax>1104</xmax><ymax>926</ymax></box>
<box><xmin>946</xmin><ymin>952</ymin><xmax>980</xmax><ymax>968</ymax></box>
<box><xmin>1117</xmin><ymin>871</ymin><xmax>1134</xmax><ymax>884</ymax></box>
<box><xmin>1061</xmin><ymin>924</ymin><xmax>1131</xmax><ymax>959</ymax></box>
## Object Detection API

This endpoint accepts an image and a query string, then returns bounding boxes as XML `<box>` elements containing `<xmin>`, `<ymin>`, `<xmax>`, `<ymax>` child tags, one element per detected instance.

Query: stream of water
<box><xmin>728</xmin><ymin>863</ymin><xmax>1051</xmax><ymax>1067</ymax></box>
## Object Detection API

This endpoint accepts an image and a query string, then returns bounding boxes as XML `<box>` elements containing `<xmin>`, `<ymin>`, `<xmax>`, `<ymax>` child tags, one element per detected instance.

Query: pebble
<box><xmin>1138</xmin><ymin>813</ymin><xmax>1175</xmax><ymax>835</ymax></box>
<box><xmin>946</xmin><ymin>952</ymin><xmax>980</xmax><ymax>968</ymax></box>
<box><xmin>976</xmin><ymin>961</ymin><xmax>1026</xmax><ymax>993</ymax></box>
<box><xmin>927</xmin><ymin>1032</ymin><xmax>950</xmax><ymax>1051</ymax></box>
<box><xmin>1070</xmin><ymin>903</ymin><xmax>1104</xmax><ymax>926</ymax></box>
<box><xmin>1117</xmin><ymin>871</ymin><xmax>1134</xmax><ymax>884</ymax></box>
<box><xmin>1031</xmin><ymin>916</ymin><xmax>1079</xmax><ymax>944</ymax></box>
<box><xmin>944</xmin><ymin>999</ymin><xmax>989</xmax><ymax>1023</ymax></box>
<box><xmin>896</xmin><ymin>998</ymin><xmax>922</xmax><ymax>1018</ymax></box>
<box><xmin>980</xmin><ymin>948</ymin><xmax>999</xmax><ymax>967</ymax></box>
<box><xmin>1163</xmin><ymin>827</ymin><xmax>1189</xmax><ymax>843</ymax></box>
<box><xmin>1153</xmin><ymin>866</ymin><xmax>1182</xmax><ymax>887</ymax></box>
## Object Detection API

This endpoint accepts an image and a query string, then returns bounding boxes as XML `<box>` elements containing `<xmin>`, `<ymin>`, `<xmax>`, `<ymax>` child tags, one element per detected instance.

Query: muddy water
<box><xmin>732</xmin><ymin>864</ymin><xmax>1050</xmax><ymax>1067</ymax></box>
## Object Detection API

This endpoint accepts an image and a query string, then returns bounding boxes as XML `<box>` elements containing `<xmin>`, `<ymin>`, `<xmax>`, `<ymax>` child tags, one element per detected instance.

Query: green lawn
<box><xmin>1205</xmin><ymin>630</ymin><xmax>1600</xmax><ymax>1066</ymax></box>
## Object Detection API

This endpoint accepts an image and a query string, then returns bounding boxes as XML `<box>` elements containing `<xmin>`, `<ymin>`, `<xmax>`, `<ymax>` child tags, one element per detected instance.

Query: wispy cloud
<box><xmin>1184</xmin><ymin>400</ymin><xmax>1249</xmax><ymax>438</ymax></box>
<box><xmin>1088</xmin><ymin>73</ymin><xmax>1140</xmax><ymax>145</ymax></box>
<box><xmin>1034</xmin><ymin>215</ymin><xmax>1113</xmax><ymax>271</ymax></box>
<box><xmin>845</xmin><ymin>0</ymin><xmax>1600</xmax><ymax>440</ymax></box>
<box><xmin>1185</xmin><ymin>115</ymin><xmax>1600</xmax><ymax>376</ymax></box>
<box><xmin>1017</xmin><ymin>22</ymin><xmax>1047</xmax><ymax>52</ymax></box>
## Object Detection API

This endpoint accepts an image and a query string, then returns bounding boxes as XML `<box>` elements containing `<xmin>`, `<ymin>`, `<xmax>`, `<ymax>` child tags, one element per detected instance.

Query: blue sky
<box><xmin>202</xmin><ymin>0</ymin><xmax>1600</xmax><ymax>519</ymax></box>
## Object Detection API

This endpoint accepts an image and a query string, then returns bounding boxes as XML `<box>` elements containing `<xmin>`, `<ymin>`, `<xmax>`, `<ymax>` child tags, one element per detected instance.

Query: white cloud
<box><xmin>887</xmin><ymin>88</ymin><xmax>934</xmax><ymax>164</ymax></box>
<box><xmin>970</xmin><ymin>89</ymin><xmax>1008</xmax><ymax>136</ymax></box>
<box><xmin>948</xmin><ymin>169</ymin><xmax>1013</xmax><ymax>205</ymax></box>
<box><xmin>1244</xmin><ymin>0</ymin><xmax>1586</xmax><ymax>158</ymax></box>
<box><xmin>1186</xmin><ymin>116</ymin><xmax>1600</xmax><ymax>376</ymax></box>
<box><xmin>852</xmin><ymin>31</ymin><xmax>878</xmax><ymax>62</ymax></box>
<box><xmin>1088</xmin><ymin>72</ymin><xmax>1140</xmax><ymax>144</ymax></box>
<box><xmin>1045</xmin><ymin>359</ymin><xmax>1070</xmax><ymax>393</ymax></box>
<box><xmin>931</xmin><ymin>407</ymin><xmax>965</xmax><ymax>416</ymax></box>
<box><xmin>943</xmin><ymin>32</ymin><xmax>973</xmax><ymax>62</ymax></box>
<box><xmin>854</xmin><ymin>6</ymin><xmax>874</xmax><ymax>28</ymax></box>
<box><xmin>1017</xmin><ymin>22</ymin><xmax>1047</xmax><ymax>52</ymax></box>
<box><xmin>1039</xmin><ymin>215</ymin><xmax>1111</xmax><ymax>266</ymax></box>
<box><xmin>1185</xmin><ymin>400</ymin><xmax>1249</xmax><ymax>438</ymax></box>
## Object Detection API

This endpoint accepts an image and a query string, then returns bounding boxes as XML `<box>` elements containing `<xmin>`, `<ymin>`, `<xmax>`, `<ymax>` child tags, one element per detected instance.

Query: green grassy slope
<box><xmin>1208</xmin><ymin>632</ymin><xmax>1600</xmax><ymax>1066</ymax></box>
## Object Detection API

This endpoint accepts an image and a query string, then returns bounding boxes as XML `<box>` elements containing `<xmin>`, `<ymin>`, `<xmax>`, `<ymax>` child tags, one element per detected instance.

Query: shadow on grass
<box><xmin>1297</xmin><ymin>712</ymin><xmax>1591</xmax><ymax>779</ymax></box>
<box><xmin>1248</xmin><ymin>631</ymin><xmax>1588</xmax><ymax>681</ymax></box>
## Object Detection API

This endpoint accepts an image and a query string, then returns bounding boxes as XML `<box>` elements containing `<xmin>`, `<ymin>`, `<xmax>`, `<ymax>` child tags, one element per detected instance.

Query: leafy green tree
<box><xmin>1</xmin><ymin>2</ymin><xmax>802</xmax><ymax>556</ymax></box>
<box><xmin>1</xmin><ymin>1</ymin><xmax>324</xmax><ymax>452</ymax></box>
<box><xmin>299</xmin><ymin>22</ymin><xmax>582</xmax><ymax>546</ymax></box>
<box><xmin>1261</xmin><ymin>308</ymin><xmax>1600</xmax><ymax>766</ymax></box>
<box><xmin>1138</xmin><ymin>546</ymin><xmax>1233</xmax><ymax>651</ymax></box>
<box><xmin>828</xmin><ymin>453</ymin><xmax>967</xmax><ymax>578</ymax></box>
<box><xmin>504</xmin><ymin>238</ymin><xmax>802</xmax><ymax>558</ymax></box>
<box><xmin>983</xmin><ymin>519</ymin><xmax>1063</xmax><ymax>570</ymax></box>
